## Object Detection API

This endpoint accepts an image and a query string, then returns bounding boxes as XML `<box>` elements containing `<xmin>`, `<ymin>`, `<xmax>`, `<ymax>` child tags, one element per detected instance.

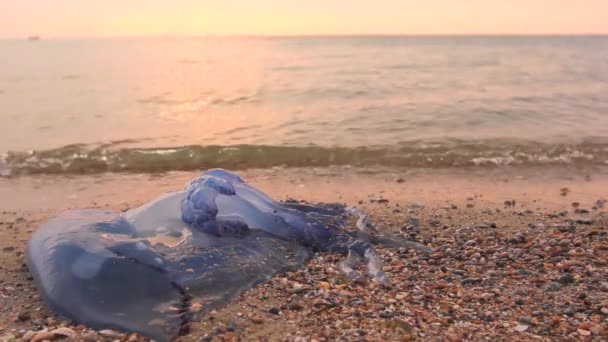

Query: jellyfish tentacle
<box><xmin>338</xmin><ymin>248</ymin><xmax>364</xmax><ymax>282</ymax></box>
<box><xmin>337</xmin><ymin>240</ymin><xmax>390</xmax><ymax>284</ymax></box>
<box><xmin>363</xmin><ymin>246</ymin><xmax>389</xmax><ymax>285</ymax></box>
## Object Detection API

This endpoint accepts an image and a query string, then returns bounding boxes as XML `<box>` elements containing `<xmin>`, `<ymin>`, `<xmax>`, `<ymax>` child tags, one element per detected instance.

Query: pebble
<box><xmin>50</xmin><ymin>328</ymin><xmax>76</xmax><ymax>339</ymax></box>
<box><xmin>317</xmin><ymin>281</ymin><xmax>330</xmax><ymax>290</ymax></box>
<box><xmin>81</xmin><ymin>332</ymin><xmax>99</xmax><ymax>342</ymax></box>
<box><xmin>0</xmin><ymin>335</ymin><xmax>15</xmax><ymax>342</ymax></box>
<box><xmin>16</xmin><ymin>312</ymin><xmax>30</xmax><ymax>322</ymax></box>
<box><xmin>577</xmin><ymin>328</ymin><xmax>591</xmax><ymax>336</ymax></box>
<box><xmin>514</xmin><ymin>324</ymin><xmax>529</xmax><ymax>332</ymax></box>
<box><xmin>504</xmin><ymin>200</ymin><xmax>516</xmax><ymax>207</ymax></box>
<box><xmin>600</xmin><ymin>282</ymin><xmax>608</xmax><ymax>292</ymax></box>
<box><xmin>461</xmin><ymin>278</ymin><xmax>482</xmax><ymax>285</ymax></box>
<box><xmin>21</xmin><ymin>331</ymin><xmax>35</xmax><ymax>342</ymax></box>
<box><xmin>557</xmin><ymin>274</ymin><xmax>575</xmax><ymax>285</ymax></box>
<box><xmin>409</xmin><ymin>202</ymin><xmax>425</xmax><ymax>209</ymax></box>
<box><xmin>99</xmin><ymin>329</ymin><xmax>121</xmax><ymax>337</ymax></box>
<box><xmin>30</xmin><ymin>332</ymin><xmax>57</xmax><ymax>342</ymax></box>
<box><xmin>250</xmin><ymin>316</ymin><xmax>264</xmax><ymax>324</ymax></box>
<box><xmin>545</xmin><ymin>282</ymin><xmax>562</xmax><ymax>292</ymax></box>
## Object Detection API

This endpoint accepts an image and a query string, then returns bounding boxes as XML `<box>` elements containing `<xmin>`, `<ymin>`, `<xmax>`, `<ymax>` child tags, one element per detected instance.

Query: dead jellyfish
<box><xmin>27</xmin><ymin>169</ymin><xmax>430</xmax><ymax>340</ymax></box>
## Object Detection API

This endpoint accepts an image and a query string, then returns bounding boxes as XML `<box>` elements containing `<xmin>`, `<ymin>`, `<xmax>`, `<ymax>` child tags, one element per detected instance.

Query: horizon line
<box><xmin>2</xmin><ymin>33</ymin><xmax>608</xmax><ymax>40</ymax></box>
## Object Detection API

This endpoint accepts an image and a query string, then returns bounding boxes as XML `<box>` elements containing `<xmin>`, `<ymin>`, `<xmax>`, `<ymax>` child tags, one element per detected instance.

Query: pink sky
<box><xmin>2</xmin><ymin>0</ymin><xmax>608</xmax><ymax>38</ymax></box>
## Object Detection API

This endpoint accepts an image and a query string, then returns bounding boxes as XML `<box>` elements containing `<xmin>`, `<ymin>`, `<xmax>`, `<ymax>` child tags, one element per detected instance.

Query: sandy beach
<box><xmin>3</xmin><ymin>3</ymin><xmax>608</xmax><ymax>341</ymax></box>
<box><xmin>0</xmin><ymin>165</ymin><xmax>607</xmax><ymax>341</ymax></box>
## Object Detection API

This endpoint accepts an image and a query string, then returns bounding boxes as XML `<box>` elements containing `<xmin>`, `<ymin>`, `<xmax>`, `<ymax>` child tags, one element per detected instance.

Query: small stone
<box><xmin>395</xmin><ymin>178</ymin><xmax>405</xmax><ymax>183</ymax></box>
<box><xmin>600</xmin><ymin>282</ymin><xmax>608</xmax><ymax>292</ymax></box>
<box><xmin>30</xmin><ymin>332</ymin><xmax>55</xmax><ymax>342</ymax></box>
<box><xmin>409</xmin><ymin>202</ymin><xmax>425</xmax><ymax>209</ymax></box>
<box><xmin>518</xmin><ymin>316</ymin><xmax>535</xmax><ymax>326</ymax></box>
<box><xmin>558</xmin><ymin>274</ymin><xmax>575</xmax><ymax>285</ymax></box>
<box><xmin>461</xmin><ymin>278</ymin><xmax>482</xmax><ymax>286</ymax></box>
<box><xmin>514</xmin><ymin>324</ymin><xmax>529</xmax><ymax>332</ymax></box>
<box><xmin>517</xmin><ymin>269</ymin><xmax>531</xmax><ymax>276</ymax></box>
<box><xmin>99</xmin><ymin>329</ymin><xmax>121</xmax><ymax>337</ymax></box>
<box><xmin>289</xmin><ymin>302</ymin><xmax>303</xmax><ymax>311</ymax></box>
<box><xmin>545</xmin><ymin>282</ymin><xmax>562</xmax><ymax>292</ymax></box>
<box><xmin>268</xmin><ymin>307</ymin><xmax>281</xmax><ymax>315</ymax></box>
<box><xmin>50</xmin><ymin>328</ymin><xmax>76</xmax><ymax>339</ymax></box>
<box><xmin>577</xmin><ymin>329</ymin><xmax>591</xmax><ymax>336</ymax></box>
<box><xmin>0</xmin><ymin>334</ymin><xmax>16</xmax><ymax>342</ymax></box>
<box><xmin>15</xmin><ymin>312</ymin><xmax>31</xmax><ymax>322</ymax></box>
<box><xmin>21</xmin><ymin>331</ymin><xmax>35</xmax><ymax>342</ymax></box>
<box><xmin>251</xmin><ymin>316</ymin><xmax>264</xmax><ymax>324</ymax></box>
<box><xmin>317</xmin><ymin>281</ymin><xmax>330</xmax><ymax>290</ymax></box>
<box><xmin>601</xmin><ymin>307</ymin><xmax>608</xmax><ymax>315</ymax></box>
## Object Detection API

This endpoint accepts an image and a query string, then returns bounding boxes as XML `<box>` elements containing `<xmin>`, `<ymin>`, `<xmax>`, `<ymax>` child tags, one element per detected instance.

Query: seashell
<box><xmin>30</xmin><ymin>332</ymin><xmax>57</xmax><ymax>342</ymax></box>
<box><xmin>50</xmin><ymin>327</ymin><xmax>76</xmax><ymax>339</ymax></box>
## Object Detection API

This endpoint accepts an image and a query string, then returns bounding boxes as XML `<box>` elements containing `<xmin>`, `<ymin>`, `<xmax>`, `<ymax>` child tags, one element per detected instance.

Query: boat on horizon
<box><xmin>27</xmin><ymin>35</ymin><xmax>41</xmax><ymax>41</ymax></box>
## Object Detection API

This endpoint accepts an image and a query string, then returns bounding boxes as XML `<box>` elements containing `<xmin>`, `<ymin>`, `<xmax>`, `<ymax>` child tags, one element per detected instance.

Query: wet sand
<box><xmin>1</xmin><ymin>165</ymin><xmax>607</xmax><ymax>341</ymax></box>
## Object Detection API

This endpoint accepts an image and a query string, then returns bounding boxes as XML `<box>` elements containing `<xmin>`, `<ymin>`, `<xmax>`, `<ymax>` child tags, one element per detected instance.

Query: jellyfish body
<box><xmin>27</xmin><ymin>169</ymin><xmax>430</xmax><ymax>340</ymax></box>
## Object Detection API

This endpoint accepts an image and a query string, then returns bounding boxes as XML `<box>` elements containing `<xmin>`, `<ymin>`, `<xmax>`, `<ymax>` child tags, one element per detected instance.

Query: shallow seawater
<box><xmin>1</xmin><ymin>36</ymin><xmax>608</xmax><ymax>173</ymax></box>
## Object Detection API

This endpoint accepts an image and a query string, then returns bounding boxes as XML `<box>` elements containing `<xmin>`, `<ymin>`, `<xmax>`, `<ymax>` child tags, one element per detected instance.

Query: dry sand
<box><xmin>1</xmin><ymin>165</ymin><xmax>607</xmax><ymax>341</ymax></box>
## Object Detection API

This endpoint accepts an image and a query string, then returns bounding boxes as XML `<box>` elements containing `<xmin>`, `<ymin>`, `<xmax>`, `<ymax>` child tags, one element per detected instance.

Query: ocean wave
<box><xmin>2</xmin><ymin>139</ymin><xmax>608</xmax><ymax>176</ymax></box>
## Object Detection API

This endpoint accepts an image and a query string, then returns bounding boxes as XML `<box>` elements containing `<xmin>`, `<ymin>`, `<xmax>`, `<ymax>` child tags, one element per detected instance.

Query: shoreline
<box><xmin>2</xmin><ymin>164</ymin><xmax>607</xmax><ymax>212</ymax></box>
<box><xmin>1</xmin><ymin>165</ymin><xmax>607</xmax><ymax>341</ymax></box>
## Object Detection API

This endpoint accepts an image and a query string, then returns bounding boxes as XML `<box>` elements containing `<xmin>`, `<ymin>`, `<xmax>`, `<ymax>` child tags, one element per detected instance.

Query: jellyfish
<box><xmin>27</xmin><ymin>169</ymin><xmax>430</xmax><ymax>340</ymax></box>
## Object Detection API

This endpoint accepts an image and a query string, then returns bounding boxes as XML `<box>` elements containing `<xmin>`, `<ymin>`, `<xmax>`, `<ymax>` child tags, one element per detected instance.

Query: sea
<box><xmin>1</xmin><ymin>36</ymin><xmax>608</xmax><ymax>175</ymax></box>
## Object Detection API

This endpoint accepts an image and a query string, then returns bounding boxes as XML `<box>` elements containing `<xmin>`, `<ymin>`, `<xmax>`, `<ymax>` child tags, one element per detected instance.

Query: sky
<box><xmin>2</xmin><ymin>0</ymin><xmax>608</xmax><ymax>38</ymax></box>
